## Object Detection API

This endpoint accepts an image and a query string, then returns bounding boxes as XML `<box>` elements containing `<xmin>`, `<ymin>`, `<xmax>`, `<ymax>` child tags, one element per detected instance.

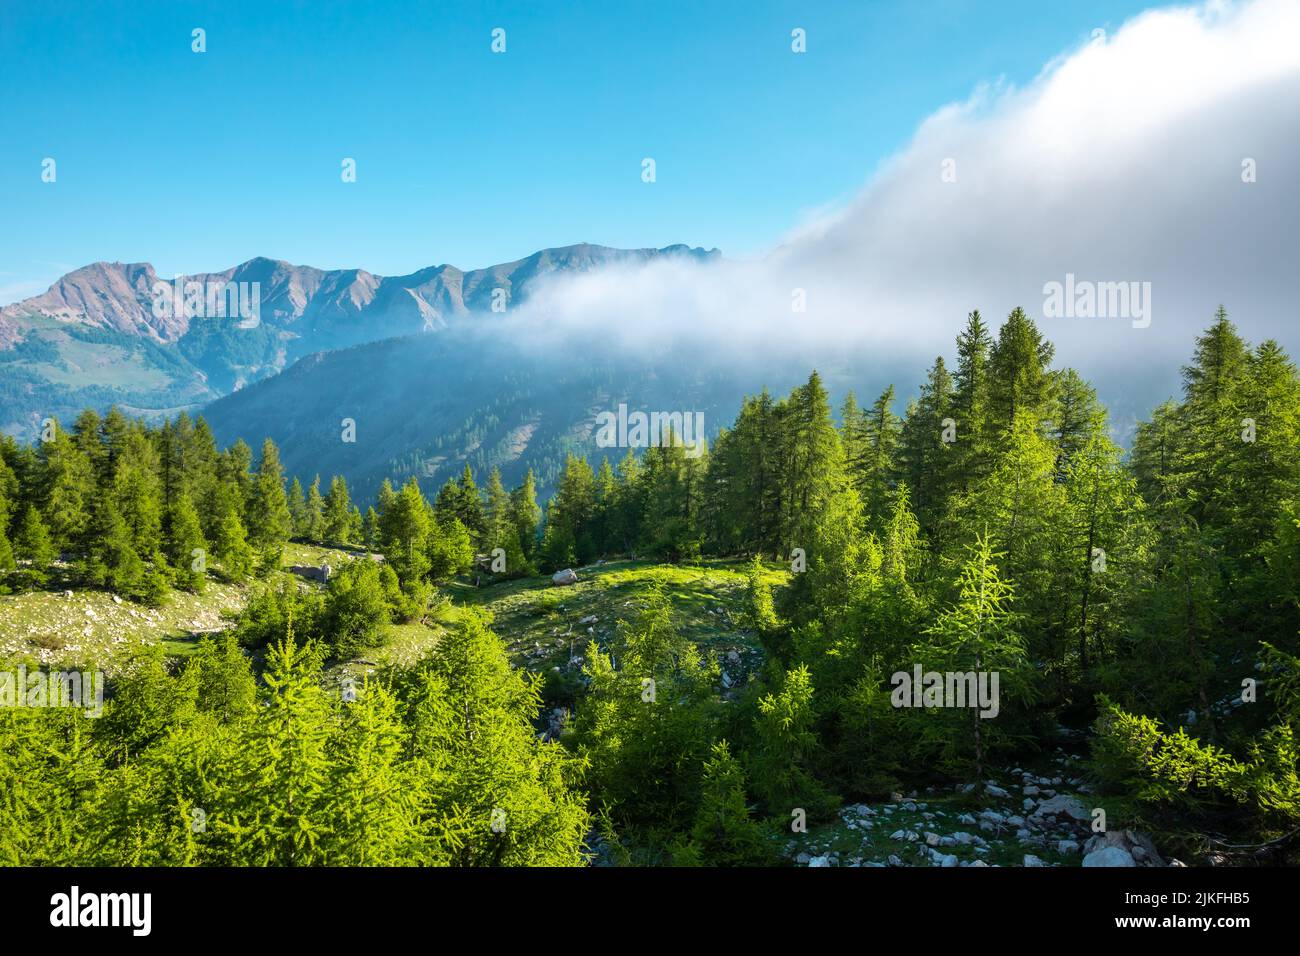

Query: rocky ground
<box><xmin>785</xmin><ymin>749</ymin><xmax>1178</xmax><ymax>868</ymax></box>
<box><xmin>0</xmin><ymin>574</ymin><xmax>247</xmax><ymax>672</ymax></box>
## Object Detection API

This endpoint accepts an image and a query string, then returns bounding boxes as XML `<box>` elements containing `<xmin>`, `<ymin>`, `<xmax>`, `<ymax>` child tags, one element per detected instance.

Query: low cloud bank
<box><xmin>506</xmin><ymin>0</ymin><xmax>1300</xmax><ymax>397</ymax></box>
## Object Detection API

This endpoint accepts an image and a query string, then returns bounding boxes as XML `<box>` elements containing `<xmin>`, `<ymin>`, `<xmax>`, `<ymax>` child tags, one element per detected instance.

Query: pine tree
<box><xmin>687</xmin><ymin>740</ymin><xmax>770</xmax><ymax>866</ymax></box>
<box><xmin>324</xmin><ymin>559</ymin><xmax>394</xmax><ymax>658</ymax></box>
<box><xmin>165</xmin><ymin>492</ymin><xmax>208</xmax><ymax>592</ymax></box>
<box><xmin>363</xmin><ymin>506</ymin><xmax>381</xmax><ymax>552</ymax></box>
<box><xmin>398</xmin><ymin>609</ymin><xmax>590</xmax><ymax>865</ymax></box>
<box><xmin>751</xmin><ymin>664</ymin><xmax>836</xmax><ymax>819</ymax></box>
<box><xmin>541</xmin><ymin>454</ymin><xmax>596</xmax><ymax>569</ymax></box>
<box><xmin>87</xmin><ymin>498</ymin><xmax>146</xmax><ymax>598</ymax></box>
<box><xmin>323</xmin><ymin>681</ymin><xmax>417</xmax><ymax>864</ymax></box>
<box><xmin>896</xmin><ymin>356</ymin><xmax>954</xmax><ymax>541</ymax></box>
<box><xmin>483</xmin><ymin>467</ymin><xmax>525</xmax><ymax>576</ymax></box>
<box><xmin>214</xmin><ymin>507</ymin><xmax>255</xmax><ymax>582</ymax></box>
<box><xmin>951</xmin><ymin>310</ymin><xmax>995</xmax><ymax>493</ymax></box>
<box><xmin>322</xmin><ymin>476</ymin><xmax>355</xmax><ymax>545</ymax></box>
<box><xmin>14</xmin><ymin>503</ymin><xmax>56</xmax><ymax>570</ymax></box>
<box><xmin>246</xmin><ymin>439</ymin><xmax>292</xmax><ymax>552</ymax></box>
<box><xmin>305</xmin><ymin>476</ymin><xmax>326</xmax><ymax>544</ymax></box>
<box><xmin>778</xmin><ymin>371</ymin><xmax>847</xmax><ymax>558</ymax></box>
<box><xmin>856</xmin><ymin>386</ymin><xmax>901</xmax><ymax>531</ymax></box>
<box><xmin>221</xmin><ymin>633</ymin><xmax>333</xmax><ymax>865</ymax></box>
<box><xmin>988</xmin><ymin>307</ymin><xmax>1056</xmax><ymax>435</ymax></box>
<box><xmin>917</xmin><ymin>533</ymin><xmax>1028</xmax><ymax>779</ymax></box>
<box><xmin>509</xmin><ymin>469</ymin><xmax>542</xmax><ymax>561</ymax></box>
<box><xmin>287</xmin><ymin>477</ymin><xmax>309</xmax><ymax>538</ymax></box>
<box><xmin>380</xmin><ymin>478</ymin><xmax>432</xmax><ymax>589</ymax></box>
<box><xmin>40</xmin><ymin>421</ymin><xmax>95</xmax><ymax>558</ymax></box>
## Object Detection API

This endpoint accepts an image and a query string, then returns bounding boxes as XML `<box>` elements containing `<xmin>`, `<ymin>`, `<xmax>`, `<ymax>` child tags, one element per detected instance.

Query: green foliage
<box><xmin>569</xmin><ymin>578</ymin><xmax>718</xmax><ymax>842</ymax></box>
<box><xmin>686</xmin><ymin>740</ymin><xmax>772</xmax><ymax>866</ymax></box>
<box><xmin>323</xmin><ymin>559</ymin><xmax>396</xmax><ymax>659</ymax></box>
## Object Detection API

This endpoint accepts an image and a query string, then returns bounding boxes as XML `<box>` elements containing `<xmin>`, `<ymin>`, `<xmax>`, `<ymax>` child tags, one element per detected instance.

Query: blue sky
<box><xmin>0</xmin><ymin>0</ymin><xmax>1158</xmax><ymax>298</ymax></box>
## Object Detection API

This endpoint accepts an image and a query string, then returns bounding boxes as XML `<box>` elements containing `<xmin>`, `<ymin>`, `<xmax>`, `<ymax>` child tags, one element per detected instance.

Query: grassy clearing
<box><xmin>0</xmin><ymin>551</ymin><xmax>787</xmax><ymax>690</ymax></box>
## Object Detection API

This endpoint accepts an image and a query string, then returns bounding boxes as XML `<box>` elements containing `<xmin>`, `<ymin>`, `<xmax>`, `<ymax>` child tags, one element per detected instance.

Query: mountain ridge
<box><xmin>0</xmin><ymin>243</ymin><xmax>720</xmax><ymax>434</ymax></box>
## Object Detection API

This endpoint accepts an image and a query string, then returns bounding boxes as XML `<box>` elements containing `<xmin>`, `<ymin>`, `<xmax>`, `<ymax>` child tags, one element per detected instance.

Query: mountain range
<box><xmin>0</xmin><ymin>243</ymin><xmax>720</xmax><ymax>435</ymax></box>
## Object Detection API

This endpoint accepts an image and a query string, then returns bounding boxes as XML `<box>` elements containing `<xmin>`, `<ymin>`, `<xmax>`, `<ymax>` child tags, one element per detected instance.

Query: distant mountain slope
<box><xmin>0</xmin><ymin>243</ymin><xmax>719</xmax><ymax>435</ymax></box>
<box><xmin>200</xmin><ymin>325</ymin><xmax>822</xmax><ymax>503</ymax></box>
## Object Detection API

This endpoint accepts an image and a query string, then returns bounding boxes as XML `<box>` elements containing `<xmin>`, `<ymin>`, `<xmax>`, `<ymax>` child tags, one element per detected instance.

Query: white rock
<box><xmin>1082</xmin><ymin>846</ymin><xmax>1137</xmax><ymax>867</ymax></box>
<box><xmin>1058</xmin><ymin>840</ymin><xmax>1080</xmax><ymax>854</ymax></box>
<box><xmin>1031</xmin><ymin>794</ymin><xmax>1090</xmax><ymax>823</ymax></box>
<box><xmin>808</xmin><ymin>855</ymin><xmax>831</xmax><ymax>867</ymax></box>
<box><xmin>1023</xmin><ymin>855</ymin><xmax>1047</xmax><ymax>867</ymax></box>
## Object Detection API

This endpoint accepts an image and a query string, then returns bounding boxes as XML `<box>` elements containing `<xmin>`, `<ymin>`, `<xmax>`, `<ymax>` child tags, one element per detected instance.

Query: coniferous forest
<box><xmin>2</xmin><ymin>307</ymin><xmax>1297</xmax><ymax>868</ymax></box>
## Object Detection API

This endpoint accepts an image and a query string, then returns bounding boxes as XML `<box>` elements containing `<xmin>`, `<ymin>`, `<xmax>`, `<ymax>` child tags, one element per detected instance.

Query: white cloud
<box><xmin>507</xmin><ymin>0</ymin><xmax>1300</xmax><ymax>397</ymax></box>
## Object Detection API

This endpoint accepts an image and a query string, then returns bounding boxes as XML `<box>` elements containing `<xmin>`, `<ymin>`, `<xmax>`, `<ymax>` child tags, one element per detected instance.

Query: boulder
<box><xmin>1030</xmin><ymin>794</ymin><xmax>1090</xmax><ymax>823</ymax></box>
<box><xmin>1083</xmin><ymin>846</ymin><xmax>1136</xmax><ymax>867</ymax></box>
<box><xmin>551</xmin><ymin>568</ymin><xmax>579</xmax><ymax>586</ymax></box>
